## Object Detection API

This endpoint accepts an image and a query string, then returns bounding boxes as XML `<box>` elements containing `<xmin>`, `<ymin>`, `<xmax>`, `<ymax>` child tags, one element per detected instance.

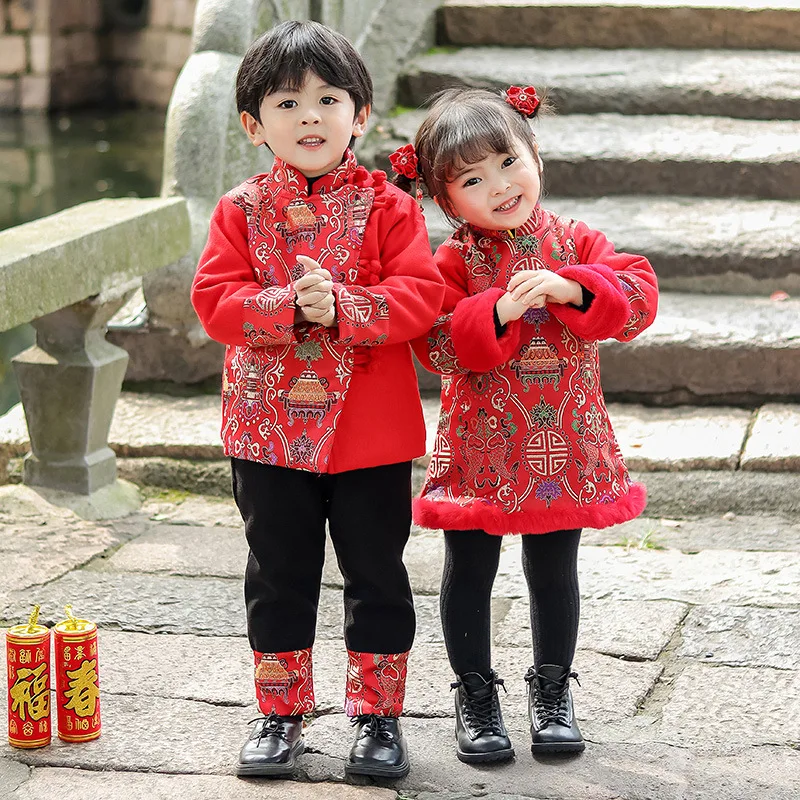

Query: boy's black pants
<box><xmin>232</xmin><ymin>458</ymin><xmax>416</xmax><ymax>655</ymax></box>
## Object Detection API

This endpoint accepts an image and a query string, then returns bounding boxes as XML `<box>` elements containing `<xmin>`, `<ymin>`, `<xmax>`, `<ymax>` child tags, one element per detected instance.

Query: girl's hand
<box><xmin>508</xmin><ymin>270</ymin><xmax>583</xmax><ymax>307</ymax></box>
<box><xmin>495</xmin><ymin>291</ymin><xmax>529</xmax><ymax>325</ymax></box>
<box><xmin>302</xmin><ymin>294</ymin><xmax>337</xmax><ymax>327</ymax></box>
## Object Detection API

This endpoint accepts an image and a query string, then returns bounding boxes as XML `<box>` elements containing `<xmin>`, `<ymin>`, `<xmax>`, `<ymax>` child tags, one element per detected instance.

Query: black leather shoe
<box><xmin>452</xmin><ymin>671</ymin><xmax>515</xmax><ymax>763</ymax></box>
<box><xmin>236</xmin><ymin>713</ymin><xmax>304</xmax><ymax>776</ymax></box>
<box><xmin>525</xmin><ymin>665</ymin><xmax>585</xmax><ymax>753</ymax></box>
<box><xmin>345</xmin><ymin>714</ymin><xmax>410</xmax><ymax>778</ymax></box>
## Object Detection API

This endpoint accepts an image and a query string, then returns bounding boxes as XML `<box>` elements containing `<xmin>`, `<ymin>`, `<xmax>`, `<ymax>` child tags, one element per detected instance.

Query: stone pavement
<box><xmin>1</xmin><ymin>469</ymin><xmax>799</xmax><ymax>799</ymax></box>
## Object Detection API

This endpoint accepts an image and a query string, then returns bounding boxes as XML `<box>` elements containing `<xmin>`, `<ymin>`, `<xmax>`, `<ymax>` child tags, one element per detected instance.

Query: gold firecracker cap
<box><xmin>7</xmin><ymin>604</ymin><xmax>48</xmax><ymax>639</ymax></box>
<box><xmin>53</xmin><ymin>604</ymin><xmax>96</xmax><ymax>635</ymax></box>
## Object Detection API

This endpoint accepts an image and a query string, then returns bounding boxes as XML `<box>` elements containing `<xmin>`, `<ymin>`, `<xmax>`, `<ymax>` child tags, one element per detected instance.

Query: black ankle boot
<box><xmin>236</xmin><ymin>713</ymin><xmax>304</xmax><ymax>776</ymax></box>
<box><xmin>525</xmin><ymin>665</ymin><xmax>585</xmax><ymax>753</ymax></box>
<box><xmin>451</xmin><ymin>671</ymin><xmax>515</xmax><ymax>764</ymax></box>
<box><xmin>345</xmin><ymin>714</ymin><xmax>410</xmax><ymax>778</ymax></box>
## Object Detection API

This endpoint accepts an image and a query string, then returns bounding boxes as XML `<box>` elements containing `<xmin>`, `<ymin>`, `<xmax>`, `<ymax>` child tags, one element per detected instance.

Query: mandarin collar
<box><xmin>471</xmin><ymin>204</ymin><xmax>545</xmax><ymax>241</ymax></box>
<box><xmin>267</xmin><ymin>149</ymin><xmax>358</xmax><ymax>197</ymax></box>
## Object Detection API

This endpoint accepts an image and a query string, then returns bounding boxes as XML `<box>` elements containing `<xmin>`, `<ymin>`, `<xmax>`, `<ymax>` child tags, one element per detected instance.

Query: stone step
<box><xmin>400</xmin><ymin>47</ymin><xmax>800</xmax><ymax>120</ymax></box>
<box><xmin>1</xmin><ymin>394</ymin><xmax>799</xmax><ymax>475</ymax></box>
<box><xmin>423</xmin><ymin>196</ymin><xmax>800</xmax><ymax>296</ymax></box>
<box><xmin>381</xmin><ymin>110</ymin><xmax>800</xmax><ymax>199</ymax></box>
<box><xmin>440</xmin><ymin>0</ymin><xmax>800</xmax><ymax>51</ymax></box>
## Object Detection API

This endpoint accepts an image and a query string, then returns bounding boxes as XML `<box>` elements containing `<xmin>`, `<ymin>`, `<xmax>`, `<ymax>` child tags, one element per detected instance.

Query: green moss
<box><xmin>387</xmin><ymin>105</ymin><xmax>417</xmax><ymax>118</ymax></box>
<box><xmin>426</xmin><ymin>45</ymin><xmax>459</xmax><ymax>55</ymax></box>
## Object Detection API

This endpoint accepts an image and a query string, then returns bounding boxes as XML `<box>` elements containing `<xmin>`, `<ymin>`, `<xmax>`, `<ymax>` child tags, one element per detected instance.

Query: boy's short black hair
<box><xmin>236</xmin><ymin>20</ymin><xmax>373</xmax><ymax>122</ymax></box>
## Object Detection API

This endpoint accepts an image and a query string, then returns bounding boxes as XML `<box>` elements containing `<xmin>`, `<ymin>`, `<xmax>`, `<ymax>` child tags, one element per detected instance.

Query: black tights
<box><xmin>440</xmin><ymin>528</ymin><xmax>581</xmax><ymax>677</ymax></box>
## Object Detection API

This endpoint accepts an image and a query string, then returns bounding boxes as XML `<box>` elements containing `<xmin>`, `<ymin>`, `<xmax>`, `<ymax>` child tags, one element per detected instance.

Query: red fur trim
<box><xmin>451</xmin><ymin>288</ymin><xmax>521</xmax><ymax>372</ymax></box>
<box><xmin>551</xmin><ymin>264</ymin><xmax>630</xmax><ymax>341</ymax></box>
<box><xmin>414</xmin><ymin>483</ymin><xmax>647</xmax><ymax>535</ymax></box>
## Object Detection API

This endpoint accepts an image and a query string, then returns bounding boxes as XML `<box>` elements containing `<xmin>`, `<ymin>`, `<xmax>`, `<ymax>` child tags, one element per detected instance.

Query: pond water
<box><xmin>0</xmin><ymin>110</ymin><xmax>166</xmax><ymax>414</ymax></box>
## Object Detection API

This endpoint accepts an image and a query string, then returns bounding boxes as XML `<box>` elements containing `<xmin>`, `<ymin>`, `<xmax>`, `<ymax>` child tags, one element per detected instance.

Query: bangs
<box><xmin>430</xmin><ymin>107</ymin><xmax>521</xmax><ymax>184</ymax></box>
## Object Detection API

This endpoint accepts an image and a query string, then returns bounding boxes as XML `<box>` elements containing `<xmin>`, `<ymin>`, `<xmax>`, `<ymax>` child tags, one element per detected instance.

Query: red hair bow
<box><xmin>388</xmin><ymin>143</ymin><xmax>419</xmax><ymax>180</ymax></box>
<box><xmin>505</xmin><ymin>85</ymin><xmax>540</xmax><ymax>118</ymax></box>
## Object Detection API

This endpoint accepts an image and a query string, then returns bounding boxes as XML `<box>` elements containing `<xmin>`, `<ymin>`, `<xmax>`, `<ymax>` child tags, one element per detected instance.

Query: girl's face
<box><xmin>241</xmin><ymin>71</ymin><xmax>369</xmax><ymax>178</ymax></box>
<box><xmin>443</xmin><ymin>138</ymin><xmax>541</xmax><ymax>230</ymax></box>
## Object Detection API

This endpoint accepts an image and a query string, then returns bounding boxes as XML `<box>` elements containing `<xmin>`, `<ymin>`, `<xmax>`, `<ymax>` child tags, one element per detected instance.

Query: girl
<box><xmin>390</xmin><ymin>86</ymin><xmax>657</xmax><ymax>763</ymax></box>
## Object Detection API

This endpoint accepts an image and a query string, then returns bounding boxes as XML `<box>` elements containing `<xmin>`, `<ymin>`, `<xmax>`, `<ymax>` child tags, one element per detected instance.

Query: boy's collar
<box><xmin>269</xmin><ymin>149</ymin><xmax>358</xmax><ymax>196</ymax></box>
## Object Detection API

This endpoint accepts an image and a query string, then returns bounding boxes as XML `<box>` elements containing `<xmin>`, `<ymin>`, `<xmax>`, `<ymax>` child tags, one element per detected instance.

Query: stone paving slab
<box><xmin>657</xmin><ymin>663</ymin><xmax>800</xmax><ymax>747</ymax></box>
<box><xmin>422</xmin><ymin>194</ymin><xmax>800</xmax><ymax>295</ymax></box>
<box><xmin>679</xmin><ymin>606</ymin><xmax>800</xmax><ymax>670</ymax></box>
<box><xmin>0</xmin><ymin>573</ymin><xmax>443</xmax><ymax>643</ymax></box>
<box><xmin>94</xmin><ymin>632</ymin><xmax>661</xmax><ymax>727</ymax></box>
<box><xmin>0</xmin><ymin>485</ymin><xmax>134</xmax><ymax>596</ymax></box>
<box><xmin>0</xmin><ymin>757</ymin><xmax>28</xmax><ymax>798</ymax></box>
<box><xmin>402</xmin><ymin>47</ymin><xmax>800</xmax><ymax>119</ymax></box>
<box><xmin>96</xmin><ymin>519</ymin><xmax>445</xmax><ymax>596</ymax></box>
<box><xmin>10</xmin><ymin>770</ymin><xmax>392</xmax><ymax>800</ymax></box>
<box><xmin>309</xmin><ymin>714</ymin><xmax>800</xmax><ymax>800</ymax></box>
<box><xmin>741</xmin><ymin>404</ymin><xmax>800</xmax><ymax>472</ymax></box>
<box><xmin>387</xmin><ymin>110</ymin><xmax>800</xmax><ymax>198</ymax></box>
<box><xmin>496</xmin><ymin>540</ymin><xmax>800</xmax><ymax>607</ymax></box>
<box><xmin>496</xmin><ymin>598</ymin><xmax>687</xmax><ymax>660</ymax></box>
<box><xmin>440</xmin><ymin>0</ymin><xmax>800</xmax><ymax>51</ymax></box>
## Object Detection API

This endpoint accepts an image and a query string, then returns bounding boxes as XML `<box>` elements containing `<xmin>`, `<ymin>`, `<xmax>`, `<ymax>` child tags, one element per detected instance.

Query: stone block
<box><xmin>65</xmin><ymin>29</ymin><xmax>99</xmax><ymax>67</ymax></box>
<box><xmin>110</xmin><ymin>30</ymin><xmax>140</xmax><ymax>63</ymax></box>
<box><xmin>173</xmin><ymin>0</ymin><xmax>197</xmax><ymax>31</ymax></box>
<box><xmin>0</xmin><ymin>35</ymin><xmax>26</xmax><ymax>75</ymax></box>
<box><xmin>31</xmin><ymin>0</ymin><xmax>51</xmax><ymax>33</ymax></box>
<box><xmin>19</xmin><ymin>74</ymin><xmax>50</xmax><ymax>110</ymax></box>
<box><xmin>150</xmin><ymin>0</ymin><xmax>174</xmax><ymax>28</ymax></box>
<box><xmin>658</xmin><ymin>663</ymin><xmax>800</xmax><ymax>747</ymax></box>
<box><xmin>0</xmin><ymin>78</ymin><xmax>17</xmax><ymax>109</ymax></box>
<box><xmin>48</xmin><ymin>34</ymin><xmax>67</xmax><ymax>71</ymax></box>
<box><xmin>34</xmin><ymin>149</ymin><xmax>54</xmax><ymax>187</ymax></box>
<box><xmin>741</xmin><ymin>403</ymin><xmax>800</xmax><ymax>471</ymax></box>
<box><xmin>0</xmin><ymin>197</ymin><xmax>190</xmax><ymax>332</ymax></box>
<box><xmin>82</xmin><ymin>0</ymin><xmax>102</xmax><ymax>29</ymax></box>
<box><xmin>29</xmin><ymin>33</ymin><xmax>50</xmax><ymax>73</ymax></box>
<box><xmin>52</xmin><ymin>0</ymin><xmax>83</xmax><ymax>31</ymax></box>
<box><xmin>0</xmin><ymin>147</ymin><xmax>30</xmax><ymax>185</ymax></box>
<box><xmin>141</xmin><ymin>29</ymin><xmax>169</xmax><ymax>65</ymax></box>
<box><xmin>679</xmin><ymin>606</ymin><xmax>800</xmax><ymax>670</ymax></box>
<box><xmin>165</xmin><ymin>30</ymin><xmax>192</xmax><ymax>70</ymax></box>
<box><xmin>608</xmin><ymin>404</ymin><xmax>751</xmax><ymax>472</ymax></box>
<box><xmin>8</xmin><ymin>0</ymin><xmax>33</xmax><ymax>31</ymax></box>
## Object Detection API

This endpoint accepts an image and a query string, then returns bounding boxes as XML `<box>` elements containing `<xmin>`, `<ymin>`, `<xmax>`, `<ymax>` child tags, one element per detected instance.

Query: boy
<box><xmin>191</xmin><ymin>20</ymin><xmax>444</xmax><ymax>779</ymax></box>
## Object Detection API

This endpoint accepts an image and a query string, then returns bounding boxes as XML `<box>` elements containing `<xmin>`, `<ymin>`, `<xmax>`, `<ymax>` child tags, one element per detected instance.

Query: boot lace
<box><xmin>351</xmin><ymin>714</ymin><xmax>396</xmax><ymax>742</ymax></box>
<box><xmin>248</xmin><ymin>712</ymin><xmax>291</xmax><ymax>744</ymax></box>
<box><xmin>450</xmin><ymin>676</ymin><xmax>507</xmax><ymax>736</ymax></box>
<box><xmin>524</xmin><ymin>667</ymin><xmax>580</xmax><ymax>726</ymax></box>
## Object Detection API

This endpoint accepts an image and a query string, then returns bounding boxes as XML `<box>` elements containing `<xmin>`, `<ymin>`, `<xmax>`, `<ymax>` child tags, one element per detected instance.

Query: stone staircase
<box><xmin>367</xmin><ymin>0</ymin><xmax>800</xmax><ymax>405</ymax></box>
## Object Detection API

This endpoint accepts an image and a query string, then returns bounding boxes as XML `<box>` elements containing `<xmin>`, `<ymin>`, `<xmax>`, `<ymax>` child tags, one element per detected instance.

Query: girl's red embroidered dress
<box><xmin>192</xmin><ymin>150</ymin><xmax>443</xmax><ymax>717</ymax></box>
<box><xmin>414</xmin><ymin>205</ymin><xmax>658</xmax><ymax>535</ymax></box>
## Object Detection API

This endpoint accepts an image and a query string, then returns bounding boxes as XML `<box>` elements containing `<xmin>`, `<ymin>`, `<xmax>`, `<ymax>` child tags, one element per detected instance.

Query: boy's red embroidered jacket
<box><xmin>413</xmin><ymin>205</ymin><xmax>658</xmax><ymax>535</ymax></box>
<box><xmin>192</xmin><ymin>151</ymin><xmax>444</xmax><ymax>474</ymax></box>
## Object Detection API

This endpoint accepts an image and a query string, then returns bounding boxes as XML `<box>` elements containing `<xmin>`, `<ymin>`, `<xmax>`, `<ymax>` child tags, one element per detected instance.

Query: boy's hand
<box><xmin>508</xmin><ymin>270</ymin><xmax>583</xmax><ymax>307</ymax></box>
<box><xmin>294</xmin><ymin>255</ymin><xmax>336</xmax><ymax>327</ymax></box>
<box><xmin>495</xmin><ymin>292</ymin><xmax>528</xmax><ymax>325</ymax></box>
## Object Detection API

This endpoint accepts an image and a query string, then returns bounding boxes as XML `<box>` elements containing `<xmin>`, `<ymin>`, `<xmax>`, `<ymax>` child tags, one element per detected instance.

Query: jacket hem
<box><xmin>413</xmin><ymin>483</ymin><xmax>647</xmax><ymax>535</ymax></box>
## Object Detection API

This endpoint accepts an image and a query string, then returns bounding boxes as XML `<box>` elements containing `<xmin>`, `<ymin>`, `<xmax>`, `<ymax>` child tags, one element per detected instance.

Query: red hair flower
<box><xmin>388</xmin><ymin>143</ymin><xmax>419</xmax><ymax>180</ymax></box>
<box><xmin>505</xmin><ymin>85</ymin><xmax>540</xmax><ymax>118</ymax></box>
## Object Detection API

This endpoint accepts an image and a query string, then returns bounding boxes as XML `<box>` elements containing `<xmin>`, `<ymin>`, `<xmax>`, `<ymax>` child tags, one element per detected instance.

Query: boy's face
<box><xmin>241</xmin><ymin>71</ymin><xmax>370</xmax><ymax>178</ymax></box>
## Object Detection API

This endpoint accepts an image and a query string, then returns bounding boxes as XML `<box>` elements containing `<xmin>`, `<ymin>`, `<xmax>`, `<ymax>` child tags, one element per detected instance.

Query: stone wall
<box><xmin>111</xmin><ymin>0</ymin><xmax>197</xmax><ymax>108</ymax></box>
<box><xmin>0</xmin><ymin>0</ymin><xmax>106</xmax><ymax>111</ymax></box>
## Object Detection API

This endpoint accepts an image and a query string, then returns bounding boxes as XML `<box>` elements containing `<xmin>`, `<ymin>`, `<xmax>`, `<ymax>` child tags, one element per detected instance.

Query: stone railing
<box><xmin>0</xmin><ymin>195</ymin><xmax>190</xmax><ymax>505</ymax></box>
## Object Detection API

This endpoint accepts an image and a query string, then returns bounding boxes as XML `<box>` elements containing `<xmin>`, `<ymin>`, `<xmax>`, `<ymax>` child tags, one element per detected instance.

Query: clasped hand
<box><xmin>294</xmin><ymin>255</ymin><xmax>336</xmax><ymax>327</ymax></box>
<box><xmin>495</xmin><ymin>270</ymin><xmax>583</xmax><ymax>326</ymax></box>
